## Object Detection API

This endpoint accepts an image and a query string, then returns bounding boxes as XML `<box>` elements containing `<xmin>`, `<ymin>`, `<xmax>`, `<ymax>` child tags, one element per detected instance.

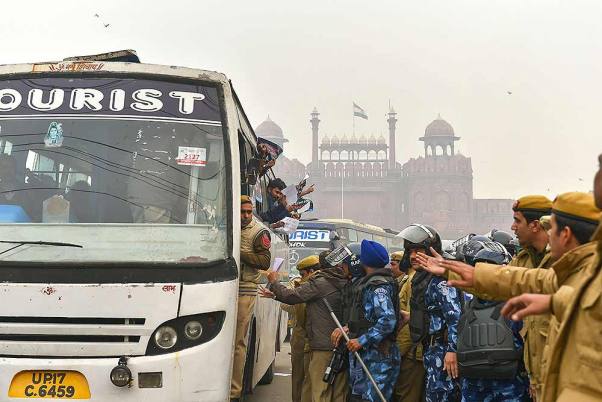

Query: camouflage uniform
<box><xmin>461</xmin><ymin>299</ymin><xmax>530</xmax><ymax>402</ymax></box>
<box><xmin>349</xmin><ymin>280</ymin><xmax>400</xmax><ymax>402</ymax></box>
<box><xmin>423</xmin><ymin>276</ymin><xmax>462</xmax><ymax>402</ymax></box>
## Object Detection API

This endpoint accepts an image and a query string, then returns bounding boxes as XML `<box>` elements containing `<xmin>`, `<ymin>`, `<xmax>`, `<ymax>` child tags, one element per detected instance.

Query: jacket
<box><xmin>270</xmin><ymin>267</ymin><xmax>349</xmax><ymax>351</ymax></box>
<box><xmin>542</xmin><ymin>221</ymin><xmax>602</xmax><ymax>402</ymax></box>
<box><xmin>239</xmin><ymin>217</ymin><xmax>271</xmax><ymax>296</ymax></box>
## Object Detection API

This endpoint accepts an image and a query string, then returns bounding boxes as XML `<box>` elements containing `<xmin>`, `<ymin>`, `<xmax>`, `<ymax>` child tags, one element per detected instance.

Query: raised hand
<box><xmin>416</xmin><ymin>249</ymin><xmax>446</xmax><ymax>276</ymax></box>
<box><xmin>501</xmin><ymin>293</ymin><xmax>552</xmax><ymax>321</ymax></box>
<box><xmin>439</xmin><ymin>260</ymin><xmax>475</xmax><ymax>288</ymax></box>
<box><xmin>258</xmin><ymin>286</ymin><xmax>275</xmax><ymax>299</ymax></box>
<box><xmin>266</xmin><ymin>270</ymin><xmax>279</xmax><ymax>284</ymax></box>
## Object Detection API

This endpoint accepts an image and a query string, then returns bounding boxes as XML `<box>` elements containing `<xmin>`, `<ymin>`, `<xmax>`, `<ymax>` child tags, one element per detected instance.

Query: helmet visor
<box><xmin>397</xmin><ymin>224</ymin><xmax>434</xmax><ymax>245</ymax></box>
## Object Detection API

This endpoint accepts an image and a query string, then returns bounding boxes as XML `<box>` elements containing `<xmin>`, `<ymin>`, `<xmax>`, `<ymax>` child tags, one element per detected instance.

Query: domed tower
<box><xmin>419</xmin><ymin>114</ymin><xmax>460</xmax><ymax>157</ymax></box>
<box><xmin>255</xmin><ymin>116</ymin><xmax>289</xmax><ymax>150</ymax></box>
<box><xmin>401</xmin><ymin>115</ymin><xmax>473</xmax><ymax>239</ymax></box>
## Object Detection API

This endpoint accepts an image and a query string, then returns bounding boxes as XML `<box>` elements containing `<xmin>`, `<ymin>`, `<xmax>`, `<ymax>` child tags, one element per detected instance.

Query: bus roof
<box><xmin>0</xmin><ymin>51</ymin><xmax>230</xmax><ymax>87</ymax></box>
<box><xmin>317</xmin><ymin>218</ymin><xmax>389</xmax><ymax>233</ymax></box>
<box><xmin>298</xmin><ymin>218</ymin><xmax>398</xmax><ymax>234</ymax></box>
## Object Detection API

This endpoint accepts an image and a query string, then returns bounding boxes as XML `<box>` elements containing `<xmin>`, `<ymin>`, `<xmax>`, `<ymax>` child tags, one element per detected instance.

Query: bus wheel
<box><xmin>258</xmin><ymin>360</ymin><xmax>274</xmax><ymax>385</ymax></box>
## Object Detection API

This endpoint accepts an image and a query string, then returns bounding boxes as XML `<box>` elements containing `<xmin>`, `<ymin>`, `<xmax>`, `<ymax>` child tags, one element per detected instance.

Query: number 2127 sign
<box><xmin>176</xmin><ymin>146</ymin><xmax>207</xmax><ymax>166</ymax></box>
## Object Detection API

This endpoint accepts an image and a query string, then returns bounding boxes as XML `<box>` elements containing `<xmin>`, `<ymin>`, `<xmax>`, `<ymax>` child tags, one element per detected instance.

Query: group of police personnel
<box><xmin>232</xmin><ymin>152</ymin><xmax>602</xmax><ymax>402</ymax></box>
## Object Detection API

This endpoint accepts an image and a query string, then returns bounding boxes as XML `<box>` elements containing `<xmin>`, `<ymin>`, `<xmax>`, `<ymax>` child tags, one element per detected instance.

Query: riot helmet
<box><xmin>398</xmin><ymin>224</ymin><xmax>442</xmax><ymax>254</ymax></box>
<box><xmin>489</xmin><ymin>229</ymin><xmax>518</xmax><ymax>256</ymax></box>
<box><xmin>342</xmin><ymin>242</ymin><xmax>364</xmax><ymax>278</ymax></box>
<box><xmin>473</xmin><ymin>244</ymin><xmax>511</xmax><ymax>265</ymax></box>
<box><xmin>468</xmin><ymin>235</ymin><xmax>491</xmax><ymax>243</ymax></box>
<box><xmin>463</xmin><ymin>239</ymin><xmax>509</xmax><ymax>267</ymax></box>
<box><xmin>398</xmin><ymin>224</ymin><xmax>442</xmax><ymax>271</ymax></box>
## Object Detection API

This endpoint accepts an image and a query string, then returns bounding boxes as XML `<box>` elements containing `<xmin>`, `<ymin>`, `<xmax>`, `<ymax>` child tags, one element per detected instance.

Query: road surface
<box><xmin>247</xmin><ymin>341</ymin><xmax>293</xmax><ymax>401</ymax></box>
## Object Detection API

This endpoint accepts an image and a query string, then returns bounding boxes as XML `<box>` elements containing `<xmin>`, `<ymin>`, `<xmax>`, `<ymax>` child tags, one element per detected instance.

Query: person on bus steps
<box><xmin>230</xmin><ymin>195</ymin><xmax>272</xmax><ymax>402</ymax></box>
<box><xmin>337</xmin><ymin>240</ymin><xmax>401</xmax><ymax>402</ymax></box>
<box><xmin>263</xmin><ymin>250</ymin><xmax>350</xmax><ymax>402</ymax></box>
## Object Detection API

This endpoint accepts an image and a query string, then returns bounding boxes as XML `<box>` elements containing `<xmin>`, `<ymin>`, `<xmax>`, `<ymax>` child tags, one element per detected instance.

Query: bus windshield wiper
<box><xmin>0</xmin><ymin>241</ymin><xmax>83</xmax><ymax>256</ymax></box>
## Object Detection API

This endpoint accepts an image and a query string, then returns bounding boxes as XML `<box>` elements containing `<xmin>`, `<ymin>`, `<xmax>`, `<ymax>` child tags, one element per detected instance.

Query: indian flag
<box><xmin>353</xmin><ymin>102</ymin><xmax>368</xmax><ymax>120</ymax></box>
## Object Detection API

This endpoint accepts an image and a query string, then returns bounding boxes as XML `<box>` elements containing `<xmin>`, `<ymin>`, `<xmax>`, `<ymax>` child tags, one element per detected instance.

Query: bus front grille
<box><xmin>0</xmin><ymin>317</ymin><xmax>150</xmax><ymax>354</ymax></box>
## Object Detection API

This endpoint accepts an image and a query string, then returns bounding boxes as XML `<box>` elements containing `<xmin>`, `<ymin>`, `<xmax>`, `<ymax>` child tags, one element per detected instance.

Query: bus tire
<box><xmin>258</xmin><ymin>360</ymin><xmax>274</xmax><ymax>385</ymax></box>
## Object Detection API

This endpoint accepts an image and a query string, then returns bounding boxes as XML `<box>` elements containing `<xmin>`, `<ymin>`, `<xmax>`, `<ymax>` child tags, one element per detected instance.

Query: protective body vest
<box><xmin>240</xmin><ymin>218</ymin><xmax>265</xmax><ymax>284</ymax></box>
<box><xmin>347</xmin><ymin>269</ymin><xmax>399</xmax><ymax>341</ymax></box>
<box><xmin>457</xmin><ymin>298</ymin><xmax>522</xmax><ymax>379</ymax></box>
<box><xmin>408</xmin><ymin>270</ymin><xmax>432</xmax><ymax>343</ymax></box>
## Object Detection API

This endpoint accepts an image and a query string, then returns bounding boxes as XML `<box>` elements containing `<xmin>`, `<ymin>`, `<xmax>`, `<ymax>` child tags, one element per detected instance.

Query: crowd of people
<box><xmin>233</xmin><ymin>150</ymin><xmax>602</xmax><ymax>402</ymax></box>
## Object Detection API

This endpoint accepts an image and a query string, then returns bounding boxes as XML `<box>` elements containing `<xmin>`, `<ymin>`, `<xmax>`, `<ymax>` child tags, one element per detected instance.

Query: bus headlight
<box><xmin>146</xmin><ymin>312</ymin><xmax>225</xmax><ymax>356</ymax></box>
<box><xmin>154</xmin><ymin>326</ymin><xmax>177</xmax><ymax>349</ymax></box>
<box><xmin>184</xmin><ymin>321</ymin><xmax>203</xmax><ymax>340</ymax></box>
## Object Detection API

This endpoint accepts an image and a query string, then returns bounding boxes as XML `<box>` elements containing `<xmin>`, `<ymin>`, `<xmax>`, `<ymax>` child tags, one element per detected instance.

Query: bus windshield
<box><xmin>0</xmin><ymin>76</ymin><xmax>228</xmax><ymax>264</ymax></box>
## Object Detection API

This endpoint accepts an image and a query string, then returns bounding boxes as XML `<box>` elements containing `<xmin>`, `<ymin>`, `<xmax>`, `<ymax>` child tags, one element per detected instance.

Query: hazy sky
<box><xmin>2</xmin><ymin>0</ymin><xmax>600</xmax><ymax>199</ymax></box>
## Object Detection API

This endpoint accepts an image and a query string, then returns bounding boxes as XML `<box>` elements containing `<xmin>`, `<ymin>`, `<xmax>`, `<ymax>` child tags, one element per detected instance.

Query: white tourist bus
<box><xmin>0</xmin><ymin>50</ymin><xmax>288</xmax><ymax>401</ymax></box>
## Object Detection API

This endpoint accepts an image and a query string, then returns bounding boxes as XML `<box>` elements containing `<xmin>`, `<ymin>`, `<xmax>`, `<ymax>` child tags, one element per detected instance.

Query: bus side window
<box><xmin>357</xmin><ymin>231</ymin><xmax>372</xmax><ymax>242</ymax></box>
<box><xmin>256</xmin><ymin>174</ymin><xmax>270</xmax><ymax>214</ymax></box>
<box><xmin>348</xmin><ymin>229</ymin><xmax>358</xmax><ymax>242</ymax></box>
<box><xmin>238</xmin><ymin>131</ymin><xmax>254</xmax><ymax>196</ymax></box>
<box><xmin>374</xmin><ymin>234</ymin><xmax>386</xmax><ymax>244</ymax></box>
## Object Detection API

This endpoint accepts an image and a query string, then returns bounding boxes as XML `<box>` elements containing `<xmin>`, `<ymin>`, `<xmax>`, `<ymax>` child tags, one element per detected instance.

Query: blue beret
<box><xmin>360</xmin><ymin>240</ymin><xmax>389</xmax><ymax>268</ymax></box>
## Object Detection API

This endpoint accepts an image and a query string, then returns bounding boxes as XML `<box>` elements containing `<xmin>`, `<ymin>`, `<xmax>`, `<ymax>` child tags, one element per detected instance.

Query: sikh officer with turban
<box><xmin>345</xmin><ymin>240</ymin><xmax>400</xmax><ymax>402</ymax></box>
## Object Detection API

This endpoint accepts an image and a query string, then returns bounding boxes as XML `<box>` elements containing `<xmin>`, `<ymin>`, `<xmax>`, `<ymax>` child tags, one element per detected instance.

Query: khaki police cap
<box><xmin>539</xmin><ymin>215</ymin><xmax>552</xmax><ymax>231</ymax></box>
<box><xmin>552</xmin><ymin>192</ymin><xmax>601</xmax><ymax>225</ymax></box>
<box><xmin>298</xmin><ymin>255</ymin><xmax>320</xmax><ymax>271</ymax></box>
<box><xmin>512</xmin><ymin>195</ymin><xmax>553</xmax><ymax>214</ymax></box>
<box><xmin>241</xmin><ymin>195</ymin><xmax>253</xmax><ymax>205</ymax></box>
<box><xmin>390</xmin><ymin>251</ymin><xmax>404</xmax><ymax>261</ymax></box>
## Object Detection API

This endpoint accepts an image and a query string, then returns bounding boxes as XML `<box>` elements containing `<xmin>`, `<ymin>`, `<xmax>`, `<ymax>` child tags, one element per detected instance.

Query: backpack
<box><xmin>348</xmin><ymin>269</ymin><xmax>400</xmax><ymax>341</ymax></box>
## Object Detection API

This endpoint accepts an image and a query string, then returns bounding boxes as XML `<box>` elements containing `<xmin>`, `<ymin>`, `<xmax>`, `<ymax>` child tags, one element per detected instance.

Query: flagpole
<box><xmin>341</xmin><ymin>165</ymin><xmax>344</xmax><ymax>219</ymax></box>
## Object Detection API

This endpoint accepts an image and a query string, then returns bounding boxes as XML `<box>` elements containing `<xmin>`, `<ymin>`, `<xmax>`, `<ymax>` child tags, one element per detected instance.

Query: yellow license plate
<box><xmin>8</xmin><ymin>371</ymin><xmax>90</xmax><ymax>399</ymax></box>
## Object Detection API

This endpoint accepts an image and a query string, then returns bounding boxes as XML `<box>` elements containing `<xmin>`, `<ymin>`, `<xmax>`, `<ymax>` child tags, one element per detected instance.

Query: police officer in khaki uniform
<box><xmin>500</xmin><ymin>155</ymin><xmax>602</xmax><ymax>402</ymax></box>
<box><xmin>286</xmin><ymin>256</ymin><xmax>320</xmax><ymax>402</ymax></box>
<box><xmin>393</xmin><ymin>248</ymin><xmax>425</xmax><ymax>402</ymax></box>
<box><xmin>390</xmin><ymin>251</ymin><xmax>405</xmax><ymax>280</ymax></box>
<box><xmin>230</xmin><ymin>196</ymin><xmax>272</xmax><ymax>402</ymax></box>
<box><xmin>505</xmin><ymin>195</ymin><xmax>553</xmax><ymax>399</ymax></box>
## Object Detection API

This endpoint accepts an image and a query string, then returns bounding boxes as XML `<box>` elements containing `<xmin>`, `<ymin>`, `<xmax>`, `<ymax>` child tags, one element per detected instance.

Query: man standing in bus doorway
<box><xmin>230</xmin><ymin>195</ymin><xmax>272</xmax><ymax>402</ymax></box>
